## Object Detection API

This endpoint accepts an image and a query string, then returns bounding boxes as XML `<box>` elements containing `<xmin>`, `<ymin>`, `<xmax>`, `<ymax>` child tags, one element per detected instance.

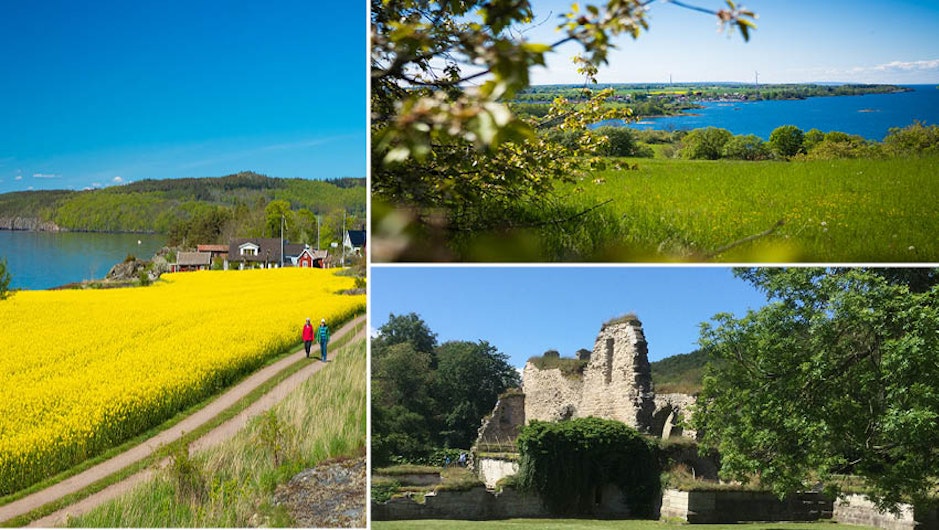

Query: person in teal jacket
<box><xmin>315</xmin><ymin>318</ymin><xmax>330</xmax><ymax>362</ymax></box>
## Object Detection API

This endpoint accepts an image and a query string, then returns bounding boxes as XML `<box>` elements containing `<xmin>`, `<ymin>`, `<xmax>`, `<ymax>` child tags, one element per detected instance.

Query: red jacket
<box><xmin>302</xmin><ymin>323</ymin><xmax>314</xmax><ymax>341</ymax></box>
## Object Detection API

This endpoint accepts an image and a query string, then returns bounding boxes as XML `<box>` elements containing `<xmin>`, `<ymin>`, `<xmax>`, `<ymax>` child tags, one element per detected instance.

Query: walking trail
<box><xmin>0</xmin><ymin>314</ymin><xmax>366</xmax><ymax>527</ymax></box>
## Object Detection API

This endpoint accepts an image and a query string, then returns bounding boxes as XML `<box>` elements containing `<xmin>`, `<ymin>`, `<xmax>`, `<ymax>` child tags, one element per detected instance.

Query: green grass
<box><xmin>373</xmin><ymin>520</ymin><xmax>877</xmax><ymax>530</ymax></box>
<box><xmin>65</xmin><ymin>336</ymin><xmax>367</xmax><ymax>527</ymax></box>
<box><xmin>558</xmin><ymin>155</ymin><xmax>939</xmax><ymax>262</ymax></box>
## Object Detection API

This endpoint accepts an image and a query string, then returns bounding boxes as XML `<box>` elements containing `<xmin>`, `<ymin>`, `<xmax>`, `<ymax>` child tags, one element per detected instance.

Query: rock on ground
<box><xmin>271</xmin><ymin>457</ymin><xmax>366</xmax><ymax>528</ymax></box>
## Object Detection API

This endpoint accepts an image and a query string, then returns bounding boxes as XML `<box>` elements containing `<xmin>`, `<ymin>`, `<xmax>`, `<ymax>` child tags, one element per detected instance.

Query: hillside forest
<box><xmin>0</xmin><ymin>172</ymin><xmax>366</xmax><ymax>248</ymax></box>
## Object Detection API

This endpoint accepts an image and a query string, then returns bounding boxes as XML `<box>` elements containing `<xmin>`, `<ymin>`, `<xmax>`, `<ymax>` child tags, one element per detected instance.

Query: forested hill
<box><xmin>650</xmin><ymin>349</ymin><xmax>711</xmax><ymax>395</ymax></box>
<box><xmin>0</xmin><ymin>172</ymin><xmax>366</xmax><ymax>239</ymax></box>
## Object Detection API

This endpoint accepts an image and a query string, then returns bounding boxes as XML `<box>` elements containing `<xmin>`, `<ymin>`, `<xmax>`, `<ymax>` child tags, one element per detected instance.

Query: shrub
<box><xmin>516</xmin><ymin>417</ymin><xmax>661</xmax><ymax>517</ymax></box>
<box><xmin>883</xmin><ymin>121</ymin><xmax>939</xmax><ymax>156</ymax></box>
<box><xmin>722</xmin><ymin>134</ymin><xmax>771</xmax><ymax>160</ymax></box>
<box><xmin>0</xmin><ymin>259</ymin><xmax>11</xmax><ymax>301</ymax></box>
<box><xmin>679</xmin><ymin>127</ymin><xmax>733</xmax><ymax>160</ymax></box>
<box><xmin>594</xmin><ymin>126</ymin><xmax>653</xmax><ymax>158</ymax></box>
<box><xmin>768</xmin><ymin>124</ymin><xmax>805</xmax><ymax>159</ymax></box>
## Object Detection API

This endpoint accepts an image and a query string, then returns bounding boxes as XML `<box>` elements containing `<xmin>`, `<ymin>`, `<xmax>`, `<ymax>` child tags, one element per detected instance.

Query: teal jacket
<box><xmin>315</xmin><ymin>324</ymin><xmax>330</xmax><ymax>343</ymax></box>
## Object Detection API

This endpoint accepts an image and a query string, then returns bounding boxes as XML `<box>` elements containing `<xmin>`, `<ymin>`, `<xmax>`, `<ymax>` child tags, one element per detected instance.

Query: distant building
<box><xmin>295</xmin><ymin>247</ymin><xmax>329</xmax><ymax>268</ymax></box>
<box><xmin>172</xmin><ymin>251</ymin><xmax>212</xmax><ymax>272</ymax></box>
<box><xmin>344</xmin><ymin>229</ymin><xmax>366</xmax><ymax>255</ymax></box>
<box><xmin>227</xmin><ymin>238</ymin><xmax>305</xmax><ymax>269</ymax></box>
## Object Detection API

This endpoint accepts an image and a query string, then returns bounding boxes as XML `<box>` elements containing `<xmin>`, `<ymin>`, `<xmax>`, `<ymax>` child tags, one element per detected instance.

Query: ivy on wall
<box><xmin>516</xmin><ymin>417</ymin><xmax>661</xmax><ymax>516</ymax></box>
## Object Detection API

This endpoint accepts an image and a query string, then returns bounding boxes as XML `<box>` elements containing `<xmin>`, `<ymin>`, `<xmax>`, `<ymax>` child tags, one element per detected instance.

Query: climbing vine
<box><xmin>516</xmin><ymin>417</ymin><xmax>660</xmax><ymax>516</ymax></box>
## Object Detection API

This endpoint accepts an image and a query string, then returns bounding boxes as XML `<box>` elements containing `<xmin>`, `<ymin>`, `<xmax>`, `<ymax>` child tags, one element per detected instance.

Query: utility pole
<box><xmin>316</xmin><ymin>215</ymin><xmax>321</xmax><ymax>251</ymax></box>
<box><xmin>280</xmin><ymin>213</ymin><xmax>285</xmax><ymax>268</ymax></box>
<box><xmin>341</xmin><ymin>210</ymin><xmax>346</xmax><ymax>267</ymax></box>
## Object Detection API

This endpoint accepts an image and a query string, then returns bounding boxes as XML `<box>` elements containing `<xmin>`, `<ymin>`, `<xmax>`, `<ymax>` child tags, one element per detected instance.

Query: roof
<box><xmin>346</xmin><ymin>230</ymin><xmax>366</xmax><ymax>248</ymax></box>
<box><xmin>197</xmin><ymin>244</ymin><xmax>229</xmax><ymax>252</ymax></box>
<box><xmin>176</xmin><ymin>251</ymin><xmax>212</xmax><ymax>266</ymax></box>
<box><xmin>228</xmin><ymin>238</ymin><xmax>306</xmax><ymax>263</ymax></box>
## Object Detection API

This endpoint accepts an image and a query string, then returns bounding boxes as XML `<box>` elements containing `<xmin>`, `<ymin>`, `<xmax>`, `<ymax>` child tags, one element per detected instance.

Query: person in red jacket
<box><xmin>302</xmin><ymin>318</ymin><xmax>314</xmax><ymax>358</ymax></box>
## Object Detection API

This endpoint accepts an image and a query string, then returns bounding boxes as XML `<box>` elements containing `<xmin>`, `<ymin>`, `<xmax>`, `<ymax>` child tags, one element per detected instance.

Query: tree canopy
<box><xmin>694</xmin><ymin>268</ymin><xmax>939</xmax><ymax>510</ymax></box>
<box><xmin>371</xmin><ymin>0</ymin><xmax>756</xmax><ymax>260</ymax></box>
<box><xmin>371</xmin><ymin>312</ymin><xmax>521</xmax><ymax>465</ymax></box>
<box><xmin>0</xmin><ymin>259</ymin><xmax>11</xmax><ymax>301</ymax></box>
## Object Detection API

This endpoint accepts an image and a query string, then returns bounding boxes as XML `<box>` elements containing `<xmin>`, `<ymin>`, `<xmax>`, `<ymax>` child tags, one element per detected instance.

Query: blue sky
<box><xmin>525</xmin><ymin>0</ymin><xmax>939</xmax><ymax>85</ymax></box>
<box><xmin>0</xmin><ymin>1</ymin><xmax>365</xmax><ymax>193</ymax></box>
<box><xmin>370</xmin><ymin>266</ymin><xmax>771</xmax><ymax>368</ymax></box>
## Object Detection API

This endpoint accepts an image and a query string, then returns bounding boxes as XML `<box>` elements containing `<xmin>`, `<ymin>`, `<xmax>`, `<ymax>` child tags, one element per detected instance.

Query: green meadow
<box><xmin>558</xmin><ymin>156</ymin><xmax>939</xmax><ymax>262</ymax></box>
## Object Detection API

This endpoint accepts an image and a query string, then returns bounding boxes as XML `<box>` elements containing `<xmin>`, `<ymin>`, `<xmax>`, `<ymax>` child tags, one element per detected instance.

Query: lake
<box><xmin>0</xmin><ymin>231</ymin><xmax>166</xmax><ymax>290</ymax></box>
<box><xmin>600</xmin><ymin>85</ymin><xmax>939</xmax><ymax>140</ymax></box>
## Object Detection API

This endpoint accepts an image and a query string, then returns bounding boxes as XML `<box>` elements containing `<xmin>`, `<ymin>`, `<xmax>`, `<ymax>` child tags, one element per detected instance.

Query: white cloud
<box><xmin>14</xmin><ymin>175</ymin><xmax>22</xmax><ymax>181</ymax></box>
<box><xmin>112</xmin><ymin>176</ymin><xmax>124</xmax><ymax>184</ymax></box>
<box><xmin>33</xmin><ymin>173</ymin><xmax>59</xmax><ymax>179</ymax></box>
<box><xmin>868</xmin><ymin>59</ymin><xmax>939</xmax><ymax>72</ymax></box>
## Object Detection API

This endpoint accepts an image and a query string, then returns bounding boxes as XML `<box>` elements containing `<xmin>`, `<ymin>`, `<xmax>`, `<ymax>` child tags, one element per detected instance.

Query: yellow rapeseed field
<box><xmin>0</xmin><ymin>267</ymin><xmax>365</xmax><ymax>495</ymax></box>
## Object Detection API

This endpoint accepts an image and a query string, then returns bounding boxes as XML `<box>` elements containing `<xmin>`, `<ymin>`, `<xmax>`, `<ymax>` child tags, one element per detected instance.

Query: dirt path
<box><xmin>0</xmin><ymin>315</ymin><xmax>365</xmax><ymax>527</ymax></box>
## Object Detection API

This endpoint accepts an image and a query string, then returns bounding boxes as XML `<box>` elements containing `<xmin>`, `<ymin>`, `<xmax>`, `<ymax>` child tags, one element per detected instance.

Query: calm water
<box><xmin>0</xmin><ymin>231</ymin><xmax>166</xmax><ymax>290</ymax></box>
<box><xmin>601</xmin><ymin>85</ymin><xmax>939</xmax><ymax>140</ymax></box>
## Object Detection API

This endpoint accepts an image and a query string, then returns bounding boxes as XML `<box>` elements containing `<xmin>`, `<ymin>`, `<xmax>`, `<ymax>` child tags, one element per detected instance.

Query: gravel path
<box><xmin>0</xmin><ymin>315</ymin><xmax>365</xmax><ymax>527</ymax></box>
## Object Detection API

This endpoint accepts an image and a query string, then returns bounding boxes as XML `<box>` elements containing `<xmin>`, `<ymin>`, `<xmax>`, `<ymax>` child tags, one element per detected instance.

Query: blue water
<box><xmin>0</xmin><ymin>231</ymin><xmax>166</xmax><ymax>290</ymax></box>
<box><xmin>600</xmin><ymin>85</ymin><xmax>939</xmax><ymax>140</ymax></box>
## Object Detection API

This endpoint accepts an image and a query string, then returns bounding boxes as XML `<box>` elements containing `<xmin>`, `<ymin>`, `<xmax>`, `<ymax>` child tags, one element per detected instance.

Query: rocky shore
<box><xmin>0</xmin><ymin>217</ymin><xmax>61</xmax><ymax>232</ymax></box>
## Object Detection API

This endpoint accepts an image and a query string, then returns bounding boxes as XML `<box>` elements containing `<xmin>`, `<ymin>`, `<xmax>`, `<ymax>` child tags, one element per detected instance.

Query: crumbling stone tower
<box><xmin>522</xmin><ymin>314</ymin><xmax>656</xmax><ymax>433</ymax></box>
<box><xmin>578</xmin><ymin>315</ymin><xmax>656</xmax><ymax>431</ymax></box>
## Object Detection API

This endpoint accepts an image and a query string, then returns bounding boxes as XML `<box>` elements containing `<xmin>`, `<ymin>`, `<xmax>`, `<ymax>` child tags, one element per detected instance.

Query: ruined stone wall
<box><xmin>578</xmin><ymin>319</ymin><xmax>655</xmax><ymax>431</ymax></box>
<box><xmin>652</xmin><ymin>393</ymin><xmax>698</xmax><ymax>440</ymax></box>
<box><xmin>523</xmin><ymin>317</ymin><xmax>655</xmax><ymax>432</ymax></box>
<box><xmin>522</xmin><ymin>364</ymin><xmax>582</xmax><ymax>423</ymax></box>
<box><xmin>475</xmin><ymin>393</ymin><xmax>525</xmax><ymax>452</ymax></box>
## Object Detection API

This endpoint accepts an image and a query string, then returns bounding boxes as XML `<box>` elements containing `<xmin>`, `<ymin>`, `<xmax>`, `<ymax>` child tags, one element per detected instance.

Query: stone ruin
<box><xmin>473</xmin><ymin>315</ymin><xmax>697</xmax><ymax>480</ymax></box>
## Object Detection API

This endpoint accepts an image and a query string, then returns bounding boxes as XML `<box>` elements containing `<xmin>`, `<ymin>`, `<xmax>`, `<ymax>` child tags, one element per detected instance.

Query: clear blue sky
<box><xmin>0</xmin><ymin>1</ymin><xmax>365</xmax><ymax>193</ymax></box>
<box><xmin>370</xmin><ymin>266</ymin><xmax>771</xmax><ymax>368</ymax></box>
<box><xmin>525</xmin><ymin>0</ymin><xmax>939</xmax><ymax>85</ymax></box>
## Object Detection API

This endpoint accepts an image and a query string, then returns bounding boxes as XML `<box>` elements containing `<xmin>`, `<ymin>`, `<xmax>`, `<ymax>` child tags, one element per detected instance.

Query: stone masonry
<box><xmin>523</xmin><ymin>315</ymin><xmax>656</xmax><ymax>433</ymax></box>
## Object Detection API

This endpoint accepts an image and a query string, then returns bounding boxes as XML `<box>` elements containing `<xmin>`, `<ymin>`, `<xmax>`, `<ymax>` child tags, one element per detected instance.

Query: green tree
<box><xmin>371</xmin><ymin>0</ymin><xmax>756</xmax><ymax>260</ymax></box>
<box><xmin>371</xmin><ymin>312</ymin><xmax>438</xmax><ymax>359</ymax></box>
<box><xmin>695</xmin><ymin>268</ymin><xmax>939</xmax><ymax>511</ymax></box>
<box><xmin>0</xmin><ymin>258</ymin><xmax>12</xmax><ymax>300</ymax></box>
<box><xmin>722</xmin><ymin>133</ymin><xmax>770</xmax><ymax>160</ymax></box>
<box><xmin>264</xmin><ymin>199</ymin><xmax>293</xmax><ymax>239</ymax></box>
<box><xmin>680</xmin><ymin>127</ymin><xmax>733</xmax><ymax>160</ymax></box>
<box><xmin>768</xmin><ymin>124</ymin><xmax>805</xmax><ymax>159</ymax></box>
<box><xmin>883</xmin><ymin>121</ymin><xmax>939</xmax><ymax>156</ymax></box>
<box><xmin>594</xmin><ymin>125</ymin><xmax>652</xmax><ymax>158</ymax></box>
<box><xmin>433</xmin><ymin>340</ymin><xmax>521</xmax><ymax>448</ymax></box>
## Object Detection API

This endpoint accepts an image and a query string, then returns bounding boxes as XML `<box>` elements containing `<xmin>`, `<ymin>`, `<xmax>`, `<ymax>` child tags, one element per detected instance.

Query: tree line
<box><xmin>371</xmin><ymin>313</ymin><xmax>521</xmax><ymax>466</ymax></box>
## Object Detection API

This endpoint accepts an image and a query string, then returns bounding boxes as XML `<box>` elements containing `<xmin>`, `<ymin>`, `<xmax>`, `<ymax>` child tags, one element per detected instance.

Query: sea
<box><xmin>598</xmin><ymin>84</ymin><xmax>939</xmax><ymax>140</ymax></box>
<box><xmin>0</xmin><ymin>231</ymin><xmax>166</xmax><ymax>290</ymax></box>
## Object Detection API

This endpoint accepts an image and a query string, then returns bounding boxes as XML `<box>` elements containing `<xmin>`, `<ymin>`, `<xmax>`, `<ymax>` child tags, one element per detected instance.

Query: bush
<box><xmin>679</xmin><ymin>127</ymin><xmax>732</xmax><ymax>160</ymax></box>
<box><xmin>594</xmin><ymin>126</ymin><xmax>653</xmax><ymax>158</ymax></box>
<box><xmin>516</xmin><ymin>417</ymin><xmax>661</xmax><ymax>517</ymax></box>
<box><xmin>768</xmin><ymin>125</ymin><xmax>805</xmax><ymax>159</ymax></box>
<box><xmin>0</xmin><ymin>259</ymin><xmax>11</xmax><ymax>301</ymax></box>
<box><xmin>722</xmin><ymin>134</ymin><xmax>771</xmax><ymax>160</ymax></box>
<box><xmin>883</xmin><ymin>121</ymin><xmax>939</xmax><ymax>156</ymax></box>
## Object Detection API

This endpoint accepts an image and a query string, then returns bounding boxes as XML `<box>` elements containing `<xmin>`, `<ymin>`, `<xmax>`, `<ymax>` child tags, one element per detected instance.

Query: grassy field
<box><xmin>373</xmin><ymin>520</ymin><xmax>877</xmax><ymax>530</ymax></box>
<box><xmin>67</xmin><ymin>336</ymin><xmax>366</xmax><ymax>527</ymax></box>
<box><xmin>560</xmin><ymin>156</ymin><xmax>939</xmax><ymax>262</ymax></box>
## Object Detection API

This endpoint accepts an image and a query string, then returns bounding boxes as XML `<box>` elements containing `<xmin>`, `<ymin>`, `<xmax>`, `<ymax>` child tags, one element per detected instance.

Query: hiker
<box><xmin>315</xmin><ymin>318</ymin><xmax>330</xmax><ymax>362</ymax></box>
<box><xmin>458</xmin><ymin>452</ymin><xmax>467</xmax><ymax>467</ymax></box>
<box><xmin>302</xmin><ymin>318</ymin><xmax>314</xmax><ymax>358</ymax></box>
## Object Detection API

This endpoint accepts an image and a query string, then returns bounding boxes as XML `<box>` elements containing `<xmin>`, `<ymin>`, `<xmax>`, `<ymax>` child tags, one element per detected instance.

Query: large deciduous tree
<box><xmin>371</xmin><ymin>313</ymin><xmax>521</xmax><ymax>465</ymax></box>
<box><xmin>695</xmin><ymin>268</ymin><xmax>939</xmax><ymax>511</ymax></box>
<box><xmin>371</xmin><ymin>0</ymin><xmax>756</xmax><ymax>260</ymax></box>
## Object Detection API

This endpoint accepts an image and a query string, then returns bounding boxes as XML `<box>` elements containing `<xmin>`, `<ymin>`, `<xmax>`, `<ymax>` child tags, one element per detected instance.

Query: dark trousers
<box><xmin>304</xmin><ymin>340</ymin><xmax>312</xmax><ymax>356</ymax></box>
